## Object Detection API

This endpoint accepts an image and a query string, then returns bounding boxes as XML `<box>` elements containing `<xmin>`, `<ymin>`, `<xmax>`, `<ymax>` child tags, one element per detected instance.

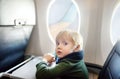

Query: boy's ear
<box><xmin>73</xmin><ymin>45</ymin><xmax>80</xmax><ymax>52</ymax></box>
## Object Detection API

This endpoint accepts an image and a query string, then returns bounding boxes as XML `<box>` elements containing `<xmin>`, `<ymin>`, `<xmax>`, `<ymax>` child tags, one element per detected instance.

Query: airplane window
<box><xmin>111</xmin><ymin>3</ymin><xmax>120</xmax><ymax>44</ymax></box>
<box><xmin>47</xmin><ymin>0</ymin><xmax>80</xmax><ymax>40</ymax></box>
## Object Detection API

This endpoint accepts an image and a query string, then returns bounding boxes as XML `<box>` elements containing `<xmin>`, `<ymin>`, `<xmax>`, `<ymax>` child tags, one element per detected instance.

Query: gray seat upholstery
<box><xmin>0</xmin><ymin>26</ymin><xmax>33</xmax><ymax>72</ymax></box>
<box><xmin>98</xmin><ymin>40</ymin><xmax>120</xmax><ymax>79</ymax></box>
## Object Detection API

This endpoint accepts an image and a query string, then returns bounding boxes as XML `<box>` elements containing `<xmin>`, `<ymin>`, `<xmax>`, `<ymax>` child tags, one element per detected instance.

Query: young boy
<box><xmin>36</xmin><ymin>30</ymin><xmax>88</xmax><ymax>79</ymax></box>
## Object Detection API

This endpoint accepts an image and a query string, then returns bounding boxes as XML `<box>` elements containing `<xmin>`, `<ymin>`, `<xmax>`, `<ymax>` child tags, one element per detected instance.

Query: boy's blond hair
<box><xmin>56</xmin><ymin>30</ymin><xmax>83</xmax><ymax>50</ymax></box>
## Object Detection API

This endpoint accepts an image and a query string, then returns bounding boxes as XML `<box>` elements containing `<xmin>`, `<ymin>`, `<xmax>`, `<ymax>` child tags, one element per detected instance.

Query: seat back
<box><xmin>0</xmin><ymin>26</ymin><xmax>33</xmax><ymax>72</ymax></box>
<box><xmin>98</xmin><ymin>40</ymin><xmax>120</xmax><ymax>79</ymax></box>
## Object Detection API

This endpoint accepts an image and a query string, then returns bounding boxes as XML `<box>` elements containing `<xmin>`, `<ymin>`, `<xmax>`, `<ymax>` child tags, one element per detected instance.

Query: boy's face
<box><xmin>55</xmin><ymin>35</ymin><xmax>75</xmax><ymax>58</ymax></box>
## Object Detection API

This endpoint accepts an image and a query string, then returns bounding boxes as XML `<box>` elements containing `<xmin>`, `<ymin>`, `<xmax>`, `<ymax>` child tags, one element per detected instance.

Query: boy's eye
<box><xmin>63</xmin><ymin>42</ymin><xmax>68</xmax><ymax>45</ymax></box>
<box><xmin>56</xmin><ymin>42</ymin><xmax>59</xmax><ymax>46</ymax></box>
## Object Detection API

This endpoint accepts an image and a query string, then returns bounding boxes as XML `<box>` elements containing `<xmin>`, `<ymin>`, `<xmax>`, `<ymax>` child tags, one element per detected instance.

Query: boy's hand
<box><xmin>43</xmin><ymin>53</ymin><xmax>55</xmax><ymax>64</ymax></box>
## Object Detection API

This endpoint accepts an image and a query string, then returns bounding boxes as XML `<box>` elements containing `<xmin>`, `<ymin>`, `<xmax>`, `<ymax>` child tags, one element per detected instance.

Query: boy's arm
<box><xmin>36</xmin><ymin>60</ymin><xmax>71</xmax><ymax>79</ymax></box>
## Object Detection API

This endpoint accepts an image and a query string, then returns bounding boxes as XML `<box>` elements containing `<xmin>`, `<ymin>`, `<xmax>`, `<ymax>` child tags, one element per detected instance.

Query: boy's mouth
<box><xmin>57</xmin><ymin>51</ymin><xmax>62</xmax><ymax>55</ymax></box>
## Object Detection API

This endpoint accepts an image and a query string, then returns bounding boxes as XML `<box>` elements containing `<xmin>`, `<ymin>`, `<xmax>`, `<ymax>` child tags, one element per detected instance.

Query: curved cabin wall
<box><xmin>26</xmin><ymin>0</ymin><xmax>118</xmax><ymax>65</ymax></box>
<box><xmin>100</xmin><ymin>0</ymin><xmax>120</xmax><ymax>64</ymax></box>
<box><xmin>31</xmin><ymin>0</ymin><xmax>93</xmax><ymax>62</ymax></box>
<box><xmin>26</xmin><ymin>0</ymin><xmax>55</xmax><ymax>56</ymax></box>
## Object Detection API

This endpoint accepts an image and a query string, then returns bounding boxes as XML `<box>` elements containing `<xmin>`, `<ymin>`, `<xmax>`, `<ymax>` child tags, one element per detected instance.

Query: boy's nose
<box><xmin>57</xmin><ymin>44</ymin><xmax>61</xmax><ymax>49</ymax></box>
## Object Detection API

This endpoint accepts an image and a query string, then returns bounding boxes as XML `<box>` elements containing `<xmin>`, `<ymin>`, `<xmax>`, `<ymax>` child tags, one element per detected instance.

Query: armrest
<box><xmin>85</xmin><ymin>62</ymin><xmax>103</xmax><ymax>74</ymax></box>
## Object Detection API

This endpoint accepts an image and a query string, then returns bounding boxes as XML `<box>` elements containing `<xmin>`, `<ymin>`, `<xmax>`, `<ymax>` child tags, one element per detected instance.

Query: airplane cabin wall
<box><xmin>77</xmin><ymin>0</ymin><xmax>104</xmax><ymax>64</ymax></box>
<box><xmin>26</xmin><ymin>0</ymin><xmax>55</xmax><ymax>56</ymax></box>
<box><xmin>26</xmin><ymin>0</ymin><xmax>119</xmax><ymax>65</ymax></box>
<box><xmin>100</xmin><ymin>0</ymin><xmax>120</xmax><ymax>65</ymax></box>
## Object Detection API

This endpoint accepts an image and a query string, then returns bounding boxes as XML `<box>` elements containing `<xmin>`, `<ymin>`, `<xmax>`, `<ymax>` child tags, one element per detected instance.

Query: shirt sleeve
<box><xmin>36</xmin><ymin>60</ymin><xmax>72</xmax><ymax>79</ymax></box>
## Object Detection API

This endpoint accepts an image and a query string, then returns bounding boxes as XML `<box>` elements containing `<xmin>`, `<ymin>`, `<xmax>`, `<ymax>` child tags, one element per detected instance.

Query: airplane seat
<box><xmin>86</xmin><ymin>40</ymin><xmax>120</xmax><ymax>79</ymax></box>
<box><xmin>98</xmin><ymin>40</ymin><xmax>120</xmax><ymax>79</ymax></box>
<box><xmin>0</xmin><ymin>26</ymin><xmax>33</xmax><ymax>73</ymax></box>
